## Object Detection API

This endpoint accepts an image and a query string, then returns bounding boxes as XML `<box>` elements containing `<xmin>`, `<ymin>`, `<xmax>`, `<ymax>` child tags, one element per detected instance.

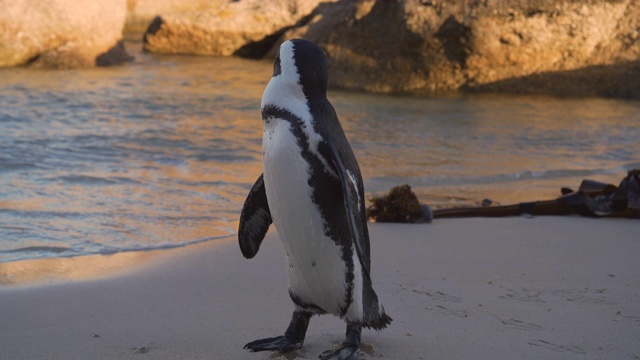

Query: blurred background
<box><xmin>1</xmin><ymin>0</ymin><xmax>639</xmax><ymax>263</ymax></box>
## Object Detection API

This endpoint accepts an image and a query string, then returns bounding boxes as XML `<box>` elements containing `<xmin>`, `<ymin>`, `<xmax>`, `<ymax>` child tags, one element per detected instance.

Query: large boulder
<box><xmin>0</xmin><ymin>0</ymin><xmax>131</xmax><ymax>68</ymax></box>
<box><xmin>142</xmin><ymin>0</ymin><xmax>334</xmax><ymax>58</ymax></box>
<box><xmin>125</xmin><ymin>0</ymin><xmax>218</xmax><ymax>34</ymax></box>
<box><xmin>278</xmin><ymin>0</ymin><xmax>640</xmax><ymax>98</ymax></box>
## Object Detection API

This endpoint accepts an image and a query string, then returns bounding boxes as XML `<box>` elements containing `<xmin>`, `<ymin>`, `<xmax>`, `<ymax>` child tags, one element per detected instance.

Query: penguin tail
<box><xmin>362</xmin><ymin>290</ymin><xmax>392</xmax><ymax>330</ymax></box>
<box><xmin>363</xmin><ymin>304</ymin><xmax>392</xmax><ymax>330</ymax></box>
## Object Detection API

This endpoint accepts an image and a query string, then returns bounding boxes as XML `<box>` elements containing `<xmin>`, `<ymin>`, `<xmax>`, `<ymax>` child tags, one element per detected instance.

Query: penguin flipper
<box><xmin>239</xmin><ymin>173</ymin><xmax>272</xmax><ymax>259</ymax></box>
<box><xmin>319</xmin><ymin>141</ymin><xmax>371</xmax><ymax>279</ymax></box>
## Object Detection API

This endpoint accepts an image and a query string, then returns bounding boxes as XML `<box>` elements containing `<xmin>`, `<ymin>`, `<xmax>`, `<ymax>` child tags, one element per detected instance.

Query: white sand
<box><xmin>0</xmin><ymin>217</ymin><xmax>638</xmax><ymax>359</ymax></box>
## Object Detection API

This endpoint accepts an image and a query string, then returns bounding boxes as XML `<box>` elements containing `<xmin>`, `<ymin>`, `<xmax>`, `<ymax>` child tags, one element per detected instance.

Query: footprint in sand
<box><xmin>412</xmin><ymin>289</ymin><xmax>462</xmax><ymax>303</ymax></box>
<box><xmin>550</xmin><ymin>288</ymin><xmax>614</xmax><ymax>305</ymax></box>
<box><xmin>432</xmin><ymin>304</ymin><xmax>468</xmax><ymax>318</ymax></box>
<box><xmin>528</xmin><ymin>339</ymin><xmax>586</xmax><ymax>354</ymax></box>
<box><xmin>488</xmin><ymin>313</ymin><xmax>544</xmax><ymax>331</ymax></box>
<box><xmin>499</xmin><ymin>288</ymin><xmax>545</xmax><ymax>303</ymax></box>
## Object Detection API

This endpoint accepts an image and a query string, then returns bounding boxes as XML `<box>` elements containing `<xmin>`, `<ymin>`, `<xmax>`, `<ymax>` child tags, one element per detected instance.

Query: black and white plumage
<box><xmin>239</xmin><ymin>38</ymin><xmax>391</xmax><ymax>359</ymax></box>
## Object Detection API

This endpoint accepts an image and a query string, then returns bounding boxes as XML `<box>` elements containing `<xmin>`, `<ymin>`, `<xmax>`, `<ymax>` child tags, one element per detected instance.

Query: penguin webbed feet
<box><xmin>244</xmin><ymin>310</ymin><xmax>311</xmax><ymax>353</ymax></box>
<box><xmin>243</xmin><ymin>335</ymin><xmax>302</xmax><ymax>353</ymax></box>
<box><xmin>319</xmin><ymin>322</ymin><xmax>363</xmax><ymax>360</ymax></box>
<box><xmin>319</xmin><ymin>344</ymin><xmax>361</xmax><ymax>360</ymax></box>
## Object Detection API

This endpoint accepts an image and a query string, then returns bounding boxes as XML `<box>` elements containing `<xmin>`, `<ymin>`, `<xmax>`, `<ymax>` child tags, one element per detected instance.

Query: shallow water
<box><xmin>1</xmin><ymin>43</ymin><xmax>639</xmax><ymax>262</ymax></box>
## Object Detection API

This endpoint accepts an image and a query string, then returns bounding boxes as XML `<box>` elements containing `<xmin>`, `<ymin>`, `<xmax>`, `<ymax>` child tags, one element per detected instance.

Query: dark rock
<box><xmin>435</xmin><ymin>15</ymin><xmax>471</xmax><ymax>69</ymax></box>
<box><xmin>96</xmin><ymin>40</ymin><xmax>134</xmax><ymax>66</ymax></box>
<box><xmin>274</xmin><ymin>0</ymin><xmax>640</xmax><ymax>98</ymax></box>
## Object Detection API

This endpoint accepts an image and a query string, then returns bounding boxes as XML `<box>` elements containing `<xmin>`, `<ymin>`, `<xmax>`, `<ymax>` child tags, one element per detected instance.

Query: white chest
<box><xmin>262</xmin><ymin>118</ymin><xmax>350</xmax><ymax>315</ymax></box>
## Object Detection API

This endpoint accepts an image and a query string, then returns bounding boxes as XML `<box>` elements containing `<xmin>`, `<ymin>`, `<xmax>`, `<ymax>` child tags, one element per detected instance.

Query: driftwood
<box><xmin>369</xmin><ymin>170</ymin><xmax>640</xmax><ymax>223</ymax></box>
<box><xmin>434</xmin><ymin>170</ymin><xmax>639</xmax><ymax>219</ymax></box>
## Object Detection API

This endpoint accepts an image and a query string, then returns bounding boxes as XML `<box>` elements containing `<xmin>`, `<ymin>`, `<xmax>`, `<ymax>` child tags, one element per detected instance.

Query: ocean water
<box><xmin>1</xmin><ymin>44</ymin><xmax>639</xmax><ymax>263</ymax></box>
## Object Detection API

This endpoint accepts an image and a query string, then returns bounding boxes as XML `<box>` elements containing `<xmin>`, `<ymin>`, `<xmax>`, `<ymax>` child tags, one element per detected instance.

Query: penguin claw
<box><xmin>319</xmin><ymin>344</ymin><xmax>361</xmax><ymax>360</ymax></box>
<box><xmin>244</xmin><ymin>335</ymin><xmax>302</xmax><ymax>353</ymax></box>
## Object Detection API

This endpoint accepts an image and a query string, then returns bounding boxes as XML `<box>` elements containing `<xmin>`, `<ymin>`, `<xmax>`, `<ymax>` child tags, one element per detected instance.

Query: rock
<box><xmin>133</xmin><ymin>0</ymin><xmax>638</xmax><ymax>98</ymax></box>
<box><xmin>0</xmin><ymin>0</ymin><xmax>131</xmax><ymax>68</ymax></box>
<box><xmin>96</xmin><ymin>40</ymin><xmax>135</xmax><ymax>66</ymax></box>
<box><xmin>125</xmin><ymin>0</ymin><xmax>218</xmax><ymax>34</ymax></box>
<box><xmin>275</xmin><ymin>0</ymin><xmax>640</xmax><ymax>98</ymax></box>
<box><xmin>142</xmin><ymin>0</ymin><xmax>334</xmax><ymax>58</ymax></box>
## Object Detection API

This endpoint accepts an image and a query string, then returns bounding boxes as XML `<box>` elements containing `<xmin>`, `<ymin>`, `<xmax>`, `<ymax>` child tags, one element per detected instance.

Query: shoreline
<box><xmin>1</xmin><ymin>217</ymin><xmax>638</xmax><ymax>359</ymax></box>
<box><xmin>0</xmin><ymin>236</ymin><xmax>235</xmax><ymax>287</ymax></box>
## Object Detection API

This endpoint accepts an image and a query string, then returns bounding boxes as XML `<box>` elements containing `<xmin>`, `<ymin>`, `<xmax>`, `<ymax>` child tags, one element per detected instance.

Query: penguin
<box><xmin>238</xmin><ymin>38</ymin><xmax>391</xmax><ymax>360</ymax></box>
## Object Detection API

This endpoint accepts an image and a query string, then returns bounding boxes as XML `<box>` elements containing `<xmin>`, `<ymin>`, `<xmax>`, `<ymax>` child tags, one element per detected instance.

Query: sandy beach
<box><xmin>0</xmin><ymin>217</ymin><xmax>638</xmax><ymax>359</ymax></box>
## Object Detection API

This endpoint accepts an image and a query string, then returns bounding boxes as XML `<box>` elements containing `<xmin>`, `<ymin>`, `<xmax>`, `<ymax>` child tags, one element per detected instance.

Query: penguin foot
<box><xmin>245</xmin><ymin>310</ymin><xmax>312</xmax><ymax>353</ymax></box>
<box><xmin>319</xmin><ymin>344</ymin><xmax>361</xmax><ymax>359</ymax></box>
<box><xmin>244</xmin><ymin>335</ymin><xmax>303</xmax><ymax>353</ymax></box>
<box><xmin>319</xmin><ymin>344</ymin><xmax>361</xmax><ymax>360</ymax></box>
<box><xmin>319</xmin><ymin>322</ymin><xmax>363</xmax><ymax>359</ymax></box>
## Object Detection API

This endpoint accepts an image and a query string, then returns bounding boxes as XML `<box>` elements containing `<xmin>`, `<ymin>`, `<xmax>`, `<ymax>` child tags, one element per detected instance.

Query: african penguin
<box><xmin>238</xmin><ymin>38</ymin><xmax>391</xmax><ymax>360</ymax></box>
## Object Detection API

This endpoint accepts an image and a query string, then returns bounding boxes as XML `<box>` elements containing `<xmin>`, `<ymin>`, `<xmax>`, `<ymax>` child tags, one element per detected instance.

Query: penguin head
<box><xmin>272</xmin><ymin>39</ymin><xmax>328</xmax><ymax>99</ymax></box>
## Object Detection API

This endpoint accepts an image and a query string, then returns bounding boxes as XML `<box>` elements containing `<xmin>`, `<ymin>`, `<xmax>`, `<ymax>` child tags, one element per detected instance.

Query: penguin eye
<box><xmin>273</xmin><ymin>53</ymin><xmax>282</xmax><ymax>77</ymax></box>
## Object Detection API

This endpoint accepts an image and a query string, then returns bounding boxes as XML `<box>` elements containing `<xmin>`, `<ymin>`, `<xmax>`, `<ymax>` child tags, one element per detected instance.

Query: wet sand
<box><xmin>0</xmin><ymin>217</ymin><xmax>638</xmax><ymax>359</ymax></box>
